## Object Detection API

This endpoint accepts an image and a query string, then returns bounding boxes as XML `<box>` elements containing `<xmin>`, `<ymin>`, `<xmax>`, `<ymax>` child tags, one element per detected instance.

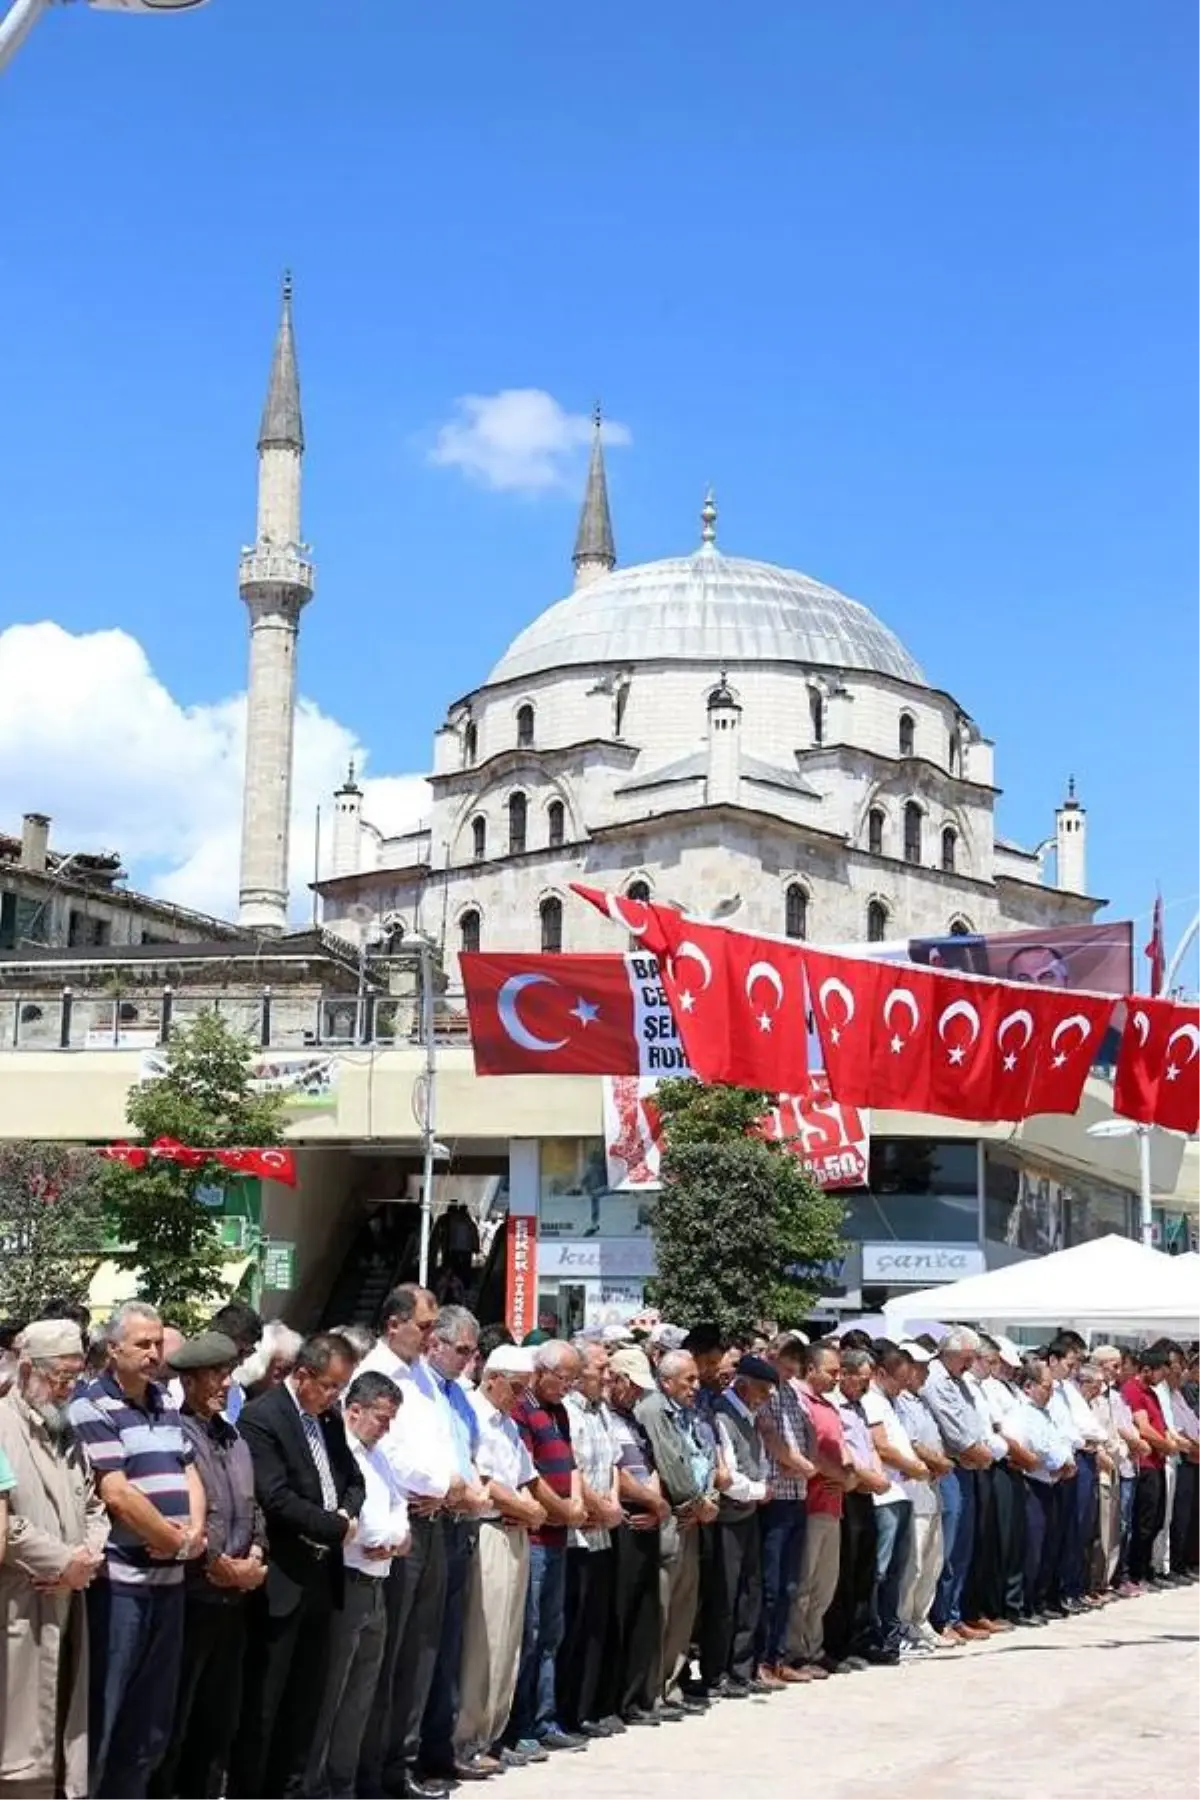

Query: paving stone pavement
<box><xmin>493</xmin><ymin>1586</ymin><xmax>1199</xmax><ymax>1799</ymax></box>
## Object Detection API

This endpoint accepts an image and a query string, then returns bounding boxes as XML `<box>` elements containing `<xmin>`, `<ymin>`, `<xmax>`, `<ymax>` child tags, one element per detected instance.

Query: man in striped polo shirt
<box><xmin>69</xmin><ymin>1301</ymin><xmax>206</xmax><ymax>1799</ymax></box>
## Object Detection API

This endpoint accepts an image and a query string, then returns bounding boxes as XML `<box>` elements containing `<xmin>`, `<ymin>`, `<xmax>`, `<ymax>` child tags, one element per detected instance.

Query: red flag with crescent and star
<box><xmin>1154</xmin><ymin>1004</ymin><xmax>1200</xmax><ymax>1133</ymax></box>
<box><xmin>802</xmin><ymin>951</ymin><xmax>1117</xmax><ymax>1122</ymax></box>
<box><xmin>1114</xmin><ymin>997</ymin><xmax>1200</xmax><ymax>1134</ymax></box>
<box><xmin>1115</xmin><ymin>999</ymin><xmax>1173</xmax><ymax>1123</ymax></box>
<box><xmin>462</xmin><ymin>953</ymin><xmax>650</xmax><ymax>1075</ymax></box>
<box><xmin>571</xmin><ymin>885</ymin><xmax>809</xmax><ymax>1090</ymax></box>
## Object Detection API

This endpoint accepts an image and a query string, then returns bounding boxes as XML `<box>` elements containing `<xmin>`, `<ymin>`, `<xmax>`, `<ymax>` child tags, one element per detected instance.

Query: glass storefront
<box><xmin>538</xmin><ymin>1138</ymin><xmax>657</xmax><ymax>1241</ymax></box>
<box><xmin>983</xmin><ymin>1146</ymin><xmax>1132</xmax><ymax>1254</ymax></box>
<box><xmin>843</xmin><ymin>1139</ymin><xmax>981</xmax><ymax>1245</ymax></box>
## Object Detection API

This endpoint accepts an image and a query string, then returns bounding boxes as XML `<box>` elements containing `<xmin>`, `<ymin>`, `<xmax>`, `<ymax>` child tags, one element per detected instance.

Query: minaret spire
<box><xmin>257</xmin><ymin>270</ymin><xmax>304</xmax><ymax>453</ymax></box>
<box><xmin>572</xmin><ymin>403</ymin><xmax>616</xmax><ymax>589</ymax></box>
<box><xmin>237</xmin><ymin>273</ymin><xmax>315</xmax><ymax>936</ymax></box>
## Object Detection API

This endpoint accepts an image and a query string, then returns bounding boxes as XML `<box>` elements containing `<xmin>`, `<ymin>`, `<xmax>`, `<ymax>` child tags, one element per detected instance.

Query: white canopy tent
<box><xmin>883</xmin><ymin>1234</ymin><xmax>1200</xmax><ymax>1337</ymax></box>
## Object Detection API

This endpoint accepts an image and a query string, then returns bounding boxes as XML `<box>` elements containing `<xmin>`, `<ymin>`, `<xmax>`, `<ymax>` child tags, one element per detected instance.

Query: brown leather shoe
<box><xmin>775</xmin><ymin>1664</ymin><xmax>811</xmax><ymax>1683</ymax></box>
<box><xmin>954</xmin><ymin>1623</ymin><xmax>990</xmax><ymax>1641</ymax></box>
<box><xmin>755</xmin><ymin>1666</ymin><xmax>788</xmax><ymax>1690</ymax></box>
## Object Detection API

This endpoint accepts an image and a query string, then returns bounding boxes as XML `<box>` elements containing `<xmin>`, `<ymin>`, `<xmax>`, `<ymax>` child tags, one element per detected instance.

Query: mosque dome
<box><xmin>487</xmin><ymin>509</ymin><xmax>926</xmax><ymax>690</ymax></box>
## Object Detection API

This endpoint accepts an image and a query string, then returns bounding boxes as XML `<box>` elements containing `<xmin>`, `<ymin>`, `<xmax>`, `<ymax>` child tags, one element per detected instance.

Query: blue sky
<box><xmin>0</xmin><ymin>0</ymin><xmax>1195</xmax><ymax>970</ymax></box>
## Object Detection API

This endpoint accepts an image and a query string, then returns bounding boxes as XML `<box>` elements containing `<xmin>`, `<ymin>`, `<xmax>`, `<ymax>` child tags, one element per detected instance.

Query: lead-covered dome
<box><xmin>487</xmin><ymin>542</ymin><xmax>926</xmax><ymax>689</ymax></box>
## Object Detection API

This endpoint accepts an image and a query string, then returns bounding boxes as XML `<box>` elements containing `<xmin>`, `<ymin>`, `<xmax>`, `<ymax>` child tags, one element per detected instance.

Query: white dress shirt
<box><xmin>716</xmin><ymin>1390</ymin><xmax>768</xmax><ymax>1506</ymax></box>
<box><xmin>355</xmin><ymin>1339</ymin><xmax>457</xmax><ymax>1500</ymax></box>
<box><xmin>964</xmin><ymin>1371</ymin><xmax>1008</xmax><ymax>1462</ymax></box>
<box><xmin>861</xmin><ymin>1383</ymin><xmax>919</xmax><ymax>1507</ymax></box>
<box><xmin>343</xmin><ymin>1432</ymin><xmax>410</xmax><ymax>1577</ymax></box>
<box><xmin>1005</xmin><ymin>1398</ymin><xmax>1074</xmax><ymax>1484</ymax></box>
<box><xmin>470</xmin><ymin>1389</ymin><xmax>536</xmax><ymax>1522</ymax></box>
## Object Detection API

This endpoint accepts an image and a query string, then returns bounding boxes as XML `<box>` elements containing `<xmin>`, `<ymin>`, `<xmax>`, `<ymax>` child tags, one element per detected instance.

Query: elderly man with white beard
<box><xmin>0</xmin><ymin>1320</ymin><xmax>109</xmax><ymax>1800</ymax></box>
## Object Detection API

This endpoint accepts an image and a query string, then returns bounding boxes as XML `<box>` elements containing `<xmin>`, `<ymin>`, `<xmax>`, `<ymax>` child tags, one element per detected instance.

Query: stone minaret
<box><xmin>571</xmin><ymin>404</ymin><xmax>616</xmax><ymax>588</ymax></box>
<box><xmin>237</xmin><ymin>273</ymin><xmax>314</xmax><ymax>935</ymax></box>
<box><xmin>1055</xmin><ymin>775</ymin><xmax>1088</xmax><ymax>894</ymax></box>
<box><xmin>331</xmin><ymin>761</ymin><xmax>363</xmax><ymax>878</ymax></box>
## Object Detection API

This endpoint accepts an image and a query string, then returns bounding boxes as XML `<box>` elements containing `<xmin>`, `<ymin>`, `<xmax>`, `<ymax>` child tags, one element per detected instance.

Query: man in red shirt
<box><xmin>786</xmin><ymin>1342</ymin><xmax>852</xmax><ymax>1674</ymax></box>
<box><xmin>1121</xmin><ymin>1345</ymin><xmax>1179</xmax><ymax>1585</ymax></box>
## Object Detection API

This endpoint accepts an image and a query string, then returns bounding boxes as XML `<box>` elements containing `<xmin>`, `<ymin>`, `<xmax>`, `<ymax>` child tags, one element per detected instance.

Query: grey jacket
<box><xmin>635</xmin><ymin>1388</ymin><xmax>705</xmax><ymax>1510</ymax></box>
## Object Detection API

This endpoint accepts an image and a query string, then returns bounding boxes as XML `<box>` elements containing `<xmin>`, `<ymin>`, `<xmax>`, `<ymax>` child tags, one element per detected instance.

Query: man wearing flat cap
<box><xmin>0</xmin><ymin>1320</ymin><xmax>109</xmax><ymax>1800</ymax></box>
<box><xmin>703</xmin><ymin>1354</ymin><xmax>778</xmax><ymax>1697</ymax></box>
<box><xmin>150</xmin><ymin>1332</ymin><xmax>267</xmax><ymax>1800</ymax></box>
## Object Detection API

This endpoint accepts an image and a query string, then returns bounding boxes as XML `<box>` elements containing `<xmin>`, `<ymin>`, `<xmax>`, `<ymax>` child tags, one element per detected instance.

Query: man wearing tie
<box><xmin>228</xmin><ymin>1332</ymin><xmax>364</xmax><ymax>1799</ymax></box>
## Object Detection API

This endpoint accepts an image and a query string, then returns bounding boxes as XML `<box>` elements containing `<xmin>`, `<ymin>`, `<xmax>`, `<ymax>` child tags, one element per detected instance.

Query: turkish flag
<box><xmin>924</xmin><ymin>975</ymin><xmax>1008</xmax><ymax>1119</ymax></box>
<box><xmin>462</xmin><ymin>953</ymin><xmax>640</xmax><ymax>1075</ymax></box>
<box><xmin>1156</xmin><ymin>1006</ymin><xmax>1200</xmax><ymax>1133</ymax></box>
<box><xmin>570</xmin><ymin>883</ymin><xmax>679</xmax><ymax>956</ymax></box>
<box><xmin>1021</xmin><ymin>991</ymin><xmax>1117</xmax><ymax>1118</ymax></box>
<box><xmin>214</xmin><ymin>1147</ymin><xmax>298</xmax><ymax>1188</ymax></box>
<box><xmin>803</xmin><ymin>950</ymin><xmax>883</xmax><ymax>1108</ymax></box>
<box><xmin>1114</xmin><ymin>998</ymin><xmax>1174</xmax><ymax>1124</ymax></box>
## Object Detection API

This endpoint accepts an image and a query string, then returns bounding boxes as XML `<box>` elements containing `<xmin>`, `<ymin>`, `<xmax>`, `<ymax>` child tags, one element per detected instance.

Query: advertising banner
<box><xmin>139</xmin><ymin>1050</ymin><xmax>340</xmax><ymax>1112</ymax></box>
<box><xmin>504</xmin><ymin>1213</ymin><xmax>537</xmax><ymax>1342</ymax></box>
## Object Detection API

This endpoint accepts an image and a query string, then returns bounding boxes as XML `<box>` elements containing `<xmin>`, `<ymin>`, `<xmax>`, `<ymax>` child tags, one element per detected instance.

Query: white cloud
<box><xmin>428</xmin><ymin>388</ymin><xmax>631</xmax><ymax>493</ymax></box>
<box><xmin>0</xmin><ymin>621</ymin><xmax>427</xmax><ymax>925</ymax></box>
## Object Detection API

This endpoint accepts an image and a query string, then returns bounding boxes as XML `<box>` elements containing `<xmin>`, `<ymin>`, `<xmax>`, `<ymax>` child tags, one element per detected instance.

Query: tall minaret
<box><xmin>236</xmin><ymin>273</ymin><xmax>314</xmax><ymax>935</ymax></box>
<box><xmin>571</xmin><ymin>404</ymin><xmax>616</xmax><ymax>589</ymax></box>
<box><xmin>1055</xmin><ymin>775</ymin><xmax>1088</xmax><ymax>894</ymax></box>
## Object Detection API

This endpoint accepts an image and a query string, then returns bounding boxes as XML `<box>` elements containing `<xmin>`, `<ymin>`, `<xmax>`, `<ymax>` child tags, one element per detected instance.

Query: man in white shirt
<box><xmin>1045</xmin><ymin>1336</ymin><xmax>1105</xmax><ymax>1613</ymax></box>
<box><xmin>1003</xmin><ymin>1358</ymin><xmax>1076</xmax><ymax>1622</ymax></box>
<box><xmin>356</xmin><ymin>1286</ymin><xmax>466</xmax><ymax>1800</ymax></box>
<box><xmin>861</xmin><ymin>1346</ymin><xmax>927</xmax><ymax>1658</ymax></box>
<box><xmin>307</xmin><ymin>1371</ymin><xmax>408</xmax><ymax>1798</ymax></box>
<box><xmin>893</xmin><ymin>1342</ymin><xmax>953</xmax><ymax>1650</ymax></box>
<box><xmin>457</xmin><ymin>1347</ymin><xmax>547</xmax><ymax>1772</ymax></box>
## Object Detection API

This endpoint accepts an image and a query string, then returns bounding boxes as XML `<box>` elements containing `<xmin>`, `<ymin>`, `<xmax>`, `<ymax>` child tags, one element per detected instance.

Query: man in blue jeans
<box><xmin>922</xmin><ymin>1329</ymin><xmax>994</xmax><ymax>1645</ymax></box>
<box><xmin>509</xmin><ymin>1342</ymin><xmax>588</xmax><ymax>1755</ymax></box>
<box><xmin>69</xmin><ymin>1302</ymin><xmax>207</xmax><ymax>1798</ymax></box>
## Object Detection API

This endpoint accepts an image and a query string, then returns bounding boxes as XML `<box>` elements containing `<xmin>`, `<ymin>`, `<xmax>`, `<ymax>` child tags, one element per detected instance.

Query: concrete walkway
<box><xmin>495</xmin><ymin>1586</ymin><xmax>1199</xmax><ymax>1800</ymax></box>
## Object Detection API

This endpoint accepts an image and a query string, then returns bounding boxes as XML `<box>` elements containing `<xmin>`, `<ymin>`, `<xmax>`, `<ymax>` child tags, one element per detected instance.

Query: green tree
<box><xmin>647</xmin><ymin>1079</ymin><xmax>846</xmax><ymax>1337</ymax></box>
<box><xmin>0</xmin><ymin>1143</ymin><xmax>106</xmax><ymax>1319</ymax></box>
<box><xmin>101</xmin><ymin>1010</ymin><xmax>288</xmax><ymax>1331</ymax></box>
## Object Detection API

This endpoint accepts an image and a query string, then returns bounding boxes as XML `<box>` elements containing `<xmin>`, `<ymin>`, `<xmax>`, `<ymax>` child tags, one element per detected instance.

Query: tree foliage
<box><xmin>647</xmin><ymin>1079</ymin><xmax>846</xmax><ymax>1337</ymax></box>
<box><xmin>0</xmin><ymin>1143</ymin><xmax>106</xmax><ymax>1320</ymax></box>
<box><xmin>101</xmin><ymin>1010</ymin><xmax>288</xmax><ymax>1331</ymax></box>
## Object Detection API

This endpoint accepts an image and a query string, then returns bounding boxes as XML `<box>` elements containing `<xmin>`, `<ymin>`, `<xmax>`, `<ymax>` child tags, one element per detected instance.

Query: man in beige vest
<box><xmin>0</xmin><ymin>1320</ymin><xmax>109</xmax><ymax>1800</ymax></box>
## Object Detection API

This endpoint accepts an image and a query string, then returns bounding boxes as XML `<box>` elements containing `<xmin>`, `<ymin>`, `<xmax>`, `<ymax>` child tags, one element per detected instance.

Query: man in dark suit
<box><xmin>228</xmin><ymin>1331</ymin><xmax>364</xmax><ymax>1799</ymax></box>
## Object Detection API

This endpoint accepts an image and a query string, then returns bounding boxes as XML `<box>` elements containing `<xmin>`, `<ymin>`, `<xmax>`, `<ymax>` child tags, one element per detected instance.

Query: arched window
<box><xmin>626</xmin><ymin>879</ymin><xmax>651</xmax><ymax>903</ymax></box>
<box><xmin>508</xmin><ymin>792</ymin><xmax>527</xmax><ymax>855</ymax></box>
<box><xmin>899</xmin><ymin>712</ymin><xmax>915</xmax><ymax>758</ymax></box>
<box><xmin>903</xmin><ymin>801</ymin><xmax>922</xmax><ymax>865</ymax></box>
<box><xmin>516</xmin><ymin>703</ymin><xmax>535</xmax><ymax>749</ymax></box>
<box><xmin>785</xmin><ymin>883</ymin><xmax>808</xmax><ymax>941</ymax></box>
<box><xmin>463</xmin><ymin>720</ymin><xmax>478</xmax><ymax>767</ymax></box>
<box><xmin>471</xmin><ymin>816</ymin><xmax>486</xmax><ymax>862</ymax></box>
<box><xmin>809</xmin><ymin>690</ymin><xmax>824</xmax><ymax>746</ymax></box>
<box><xmin>459</xmin><ymin>908</ymin><xmax>481</xmax><ymax>955</ymax></box>
<box><xmin>867</xmin><ymin>900</ymin><xmax>888</xmax><ymax>943</ymax></box>
<box><xmin>868</xmin><ymin>807</ymin><xmax>885</xmax><ymax>856</ymax></box>
<box><xmin>949</xmin><ymin>917</ymin><xmax>971</xmax><ymax>937</ymax></box>
<box><xmin>547</xmin><ymin>800</ymin><xmax>565</xmax><ymax>849</ymax></box>
<box><xmin>540</xmin><ymin>896</ymin><xmax>563</xmax><ymax>954</ymax></box>
<box><xmin>941</xmin><ymin>825</ymin><xmax>957</xmax><ymax>873</ymax></box>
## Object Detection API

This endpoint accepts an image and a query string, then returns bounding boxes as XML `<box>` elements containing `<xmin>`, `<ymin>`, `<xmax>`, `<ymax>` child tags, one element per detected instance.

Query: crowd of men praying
<box><xmin>0</xmin><ymin>1290</ymin><xmax>1196</xmax><ymax>1799</ymax></box>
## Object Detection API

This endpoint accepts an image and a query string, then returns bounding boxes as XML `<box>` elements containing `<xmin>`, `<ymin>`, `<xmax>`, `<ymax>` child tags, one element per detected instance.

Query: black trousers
<box><xmin>558</xmin><ymin>1546</ymin><xmax>617</xmax><ymax>1728</ymax></box>
<box><xmin>693</xmin><ymin>1522</ymin><xmax>721</xmax><ymax>1687</ymax></box>
<box><xmin>612</xmin><ymin>1524</ymin><xmax>662</xmax><ymax>1715</ymax></box>
<box><xmin>1129</xmin><ymin>1466</ymin><xmax>1166</xmax><ymax>1583</ymax></box>
<box><xmin>699</xmin><ymin>1513</ymin><xmax>764</xmax><ymax>1687</ymax></box>
<box><xmin>357</xmin><ymin>1514</ymin><xmax>448</xmax><ymax>1791</ymax></box>
<box><xmin>823</xmin><ymin>1494</ymin><xmax>876</xmax><ymax>1663</ymax></box>
<box><xmin>152</xmin><ymin>1598</ymin><xmax>246</xmax><ymax>1798</ymax></box>
<box><xmin>421</xmin><ymin>1518</ymin><xmax>477</xmax><ymax>1771</ymax></box>
<box><xmin>1171</xmin><ymin>1460</ymin><xmax>1199</xmax><ymax>1574</ymax></box>
<box><xmin>964</xmin><ymin>1463</ymin><xmax>1003</xmax><ymax>1622</ymax></box>
<box><xmin>997</xmin><ymin>1460</ymin><xmax>1028</xmax><ymax>1619</ymax></box>
<box><xmin>1023</xmin><ymin>1478</ymin><xmax>1066</xmax><ymax>1616</ymax></box>
<box><xmin>228</xmin><ymin>1570</ymin><xmax>334</xmax><ymax>1799</ymax></box>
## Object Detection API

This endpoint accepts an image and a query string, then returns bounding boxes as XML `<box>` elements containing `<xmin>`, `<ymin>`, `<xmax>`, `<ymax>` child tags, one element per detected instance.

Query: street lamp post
<box><xmin>1</xmin><ymin>0</ymin><xmax>209</xmax><ymax>75</ymax></box>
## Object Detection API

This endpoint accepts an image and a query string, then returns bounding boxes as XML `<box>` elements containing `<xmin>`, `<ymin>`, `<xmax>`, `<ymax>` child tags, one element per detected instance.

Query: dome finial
<box><xmin>700</xmin><ymin>487</ymin><xmax>717</xmax><ymax>548</ymax></box>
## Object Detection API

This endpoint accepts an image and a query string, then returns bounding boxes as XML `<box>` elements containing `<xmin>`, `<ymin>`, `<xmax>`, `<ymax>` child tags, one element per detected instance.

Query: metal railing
<box><xmin>0</xmin><ymin>988</ymin><xmax>474</xmax><ymax>1052</ymax></box>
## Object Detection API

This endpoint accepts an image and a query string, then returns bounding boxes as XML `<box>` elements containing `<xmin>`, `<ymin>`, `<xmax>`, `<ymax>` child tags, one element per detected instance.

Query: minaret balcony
<box><xmin>239</xmin><ymin>544</ymin><xmax>315</xmax><ymax>596</ymax></box>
